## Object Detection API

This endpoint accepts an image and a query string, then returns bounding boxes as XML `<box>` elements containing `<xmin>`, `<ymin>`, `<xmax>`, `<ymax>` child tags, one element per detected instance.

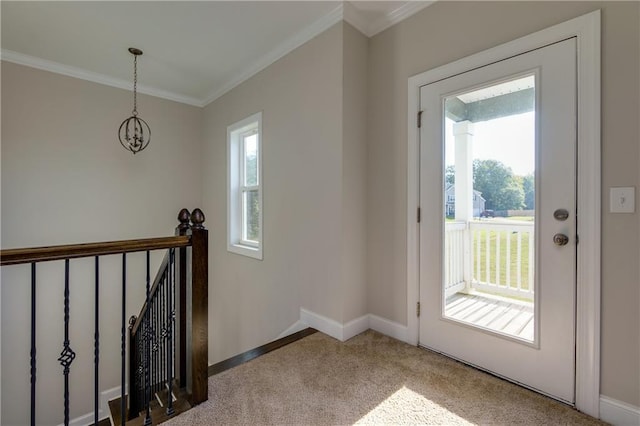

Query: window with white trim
<box><xmin>227</xmin><ymin>112</ymin><xmax>262</xmax><ymax>259</ymax></box>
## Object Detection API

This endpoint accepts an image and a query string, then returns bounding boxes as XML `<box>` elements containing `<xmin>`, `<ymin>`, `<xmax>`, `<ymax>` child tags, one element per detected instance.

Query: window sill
<box><xmin>228</xmin><ymin>243</ymin><xmax>263</xmax><ymax>260</ymax></box>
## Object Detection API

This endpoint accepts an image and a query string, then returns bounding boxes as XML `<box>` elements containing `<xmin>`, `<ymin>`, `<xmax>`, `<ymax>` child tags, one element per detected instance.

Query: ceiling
<box><xmin>1</xmin><ymin>1</ymin><xmax>434</xmax><ymax>107</ymax></box>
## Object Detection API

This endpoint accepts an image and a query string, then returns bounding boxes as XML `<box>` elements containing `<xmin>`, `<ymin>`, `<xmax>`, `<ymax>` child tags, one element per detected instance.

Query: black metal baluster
<box><xmin>152</xmin><ymin>290</ymin><xmax>156</xmax><ymax>398</ymax></box>
<box><xmin>159</xmin><ymin>280</ymin><xmax>162</xmax><ymax>395</ymax></box>
<box><xmin>159</xmin><ymin>275</ymin><xmax>163</xmax><ymax>395</ymax></box>
<box><xmin>166</xmin><ymin>271</ymin><xmax>169</xmax><ymax>384</ymax></box>
<box><xmin>140</xmin><ymin>330</ymin><xmax>144</xmax><ymax>409</ymax></box>
<box><xmin>159</xmin><ymin>275</ymin><xmax>163</xmax><ymax>394</ymax></box>
<box><xmin>30</xmin><ymin>263</ymin><xmax>36</xmax><ymax>426</ymax></box>
<box><xmin>153</xmin><ymin>286</ymin><xmax>157</xmax><ymax>397</ymax></box>
<box><xmin>121</xmin><ymin>254</ymin><xmax>126</xmax><ymax>426</ymax></box>
<box><xmin>58</xmin><ymin>259</ymin><xmax>76</xmax><ymax>426</ymax></box>
<box><xmin>161</xmin><ymin>273</ymin><xmax>166</xmax><ymax>391</ymax></box>
<box><xmin>127</xmin><ymin>315</ymin><xmax>139</xmax><ymax>421</ymax></box>
<box><xmin>173</xmin><ymin>248</ymin><xmax>177</xmax><ymax>395</ymax></box>
<box><xmin>144</xmin><ymin>251</ymin><xmax>151</xmax><ymax>426</ymax></box>
<box><xmin>167</xmin><ymin>249</ymin><xmax>175</xmax><ymax>415</ymax></box>
<box><xmin>158</xmin><ymin>276</ymin><xmax>162</xmax><ymax>397</ymax></box>
<box><xmin>155</xmin><ymin>282</ymin><xmax>160</xmax><ymax>396</ymax></box>
<box><xmin>167</xmin><ymin>272</ymin><xmax>170</xmax><ymax>381</ymax></box>
<box><xmin>94</xmin><ymin>257</ymin><xmax>100</xmax><ymax>426</ymax></box>
<box><xmin>138</xmin><ymin>328</ymin><xmax>143</xmax><ymax>414</ymax></box>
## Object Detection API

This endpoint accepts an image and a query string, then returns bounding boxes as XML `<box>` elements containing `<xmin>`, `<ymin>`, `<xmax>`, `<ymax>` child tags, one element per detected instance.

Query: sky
<box><xmin>445</xmin><ymin>111</ymin><xmax>535</xmax><ymax>176</ymax></box>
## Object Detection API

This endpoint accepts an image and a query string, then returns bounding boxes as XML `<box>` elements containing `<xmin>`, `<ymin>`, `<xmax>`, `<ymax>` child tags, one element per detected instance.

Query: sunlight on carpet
<box><xmin>166</xmin><ymin>330</ymin><xmax>603</xmax><ymax>425</ymax></box>
<box><xmin>355</xmin><ymin>386</ymin><xmax>471</xmax><ymax>425</ymax></box>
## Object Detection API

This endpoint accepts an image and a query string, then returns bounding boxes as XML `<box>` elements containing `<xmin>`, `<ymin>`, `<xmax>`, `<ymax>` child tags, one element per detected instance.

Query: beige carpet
<box><xmin>167</xmin><ymin>330</ymin><xmax>604</xmax><ymax>425</ymax></box>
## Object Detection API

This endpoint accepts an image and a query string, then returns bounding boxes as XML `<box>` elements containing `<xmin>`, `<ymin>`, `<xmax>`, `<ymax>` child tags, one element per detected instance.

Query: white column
<box><xmin>453</xmin><ymin>121</ymin><xmax>474</xmax><ymax>221</ymax></box>
<box><xmin>453</xmin><ymin>120</ymin><xmax>474</xmax><ymax>290</ymax></box>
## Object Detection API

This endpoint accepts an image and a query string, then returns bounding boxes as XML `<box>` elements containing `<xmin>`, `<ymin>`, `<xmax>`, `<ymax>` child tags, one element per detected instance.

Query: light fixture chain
<box><xmin>119</xmin><ymin>47</ymin><xmax>150</xmax><ymax>154</ymax></box>
<box><xmin>132</xmin><ymin>54</ymin><xmax>138</xmax><ymax>116</ymax></box>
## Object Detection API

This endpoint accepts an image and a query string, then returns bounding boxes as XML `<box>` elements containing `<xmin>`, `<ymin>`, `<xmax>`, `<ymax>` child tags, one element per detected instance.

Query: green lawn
<box><xmin>473</xmin><ymin>229</ymin><xmax>532</xmax><ymax>290</ymax></box>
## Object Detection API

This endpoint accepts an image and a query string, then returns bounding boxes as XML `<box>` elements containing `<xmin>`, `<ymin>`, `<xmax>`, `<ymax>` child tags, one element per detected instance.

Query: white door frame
<box><xmin>406</xmin><ymin>11</ymin><xmax>601</xmax><ymax>417</ymax></box>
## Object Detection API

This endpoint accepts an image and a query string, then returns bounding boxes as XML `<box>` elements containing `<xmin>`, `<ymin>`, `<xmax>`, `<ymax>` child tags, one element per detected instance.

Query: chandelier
<box><xmin>118</xmin><ymin>47</ymin><xmax>151</xmax><ymax>154</ymax></box>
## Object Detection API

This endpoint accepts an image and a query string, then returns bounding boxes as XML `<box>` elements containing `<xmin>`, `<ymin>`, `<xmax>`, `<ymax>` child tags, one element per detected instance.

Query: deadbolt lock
<box><xmin>553</xmin><ymin>209</ymin><xmax>570</xmax><ymax>221</ymax></box>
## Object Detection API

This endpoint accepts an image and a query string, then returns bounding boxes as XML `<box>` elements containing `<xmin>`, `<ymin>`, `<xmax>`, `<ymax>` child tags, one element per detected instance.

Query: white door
<box><xmin>419</xmin><ymin>38</ymin><xmax>577</xmax><ymax>403</ymax></box>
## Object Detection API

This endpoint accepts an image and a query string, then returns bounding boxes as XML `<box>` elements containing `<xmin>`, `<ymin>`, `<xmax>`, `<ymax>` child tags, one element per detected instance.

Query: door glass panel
<box><xmin>442</xmin><ymin>74</ymin><xmax>536</xmax><ymax>342</ymax></box>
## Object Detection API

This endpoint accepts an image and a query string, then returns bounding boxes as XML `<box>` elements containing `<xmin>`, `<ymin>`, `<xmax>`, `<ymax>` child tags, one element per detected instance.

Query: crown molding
<box><xmin>368</xmin><ymin>1</ymin><xmax>436</xmax><ymax>37</ymax></box>
<box><xmin>1</xmin><ymin>49</ymin><xmax>204</xmax><ymax>107</ymax></box>
<box><xmin>2</xmin><ymin>2</ymin><xmax>436</xmax><ymax>108</ymax></box>
<box><xmin>342</xmin><ymin>1</ymin><xmax>371</xmax><ymax>36</ymax></box>
<box><xmin>202</xmin><ymin>4</ymin><xmax>344</xmax><ymax>106</ymax></box>
<box><xmin>344</xmin><ymin>1</ymin><xmax>436</xmax><ymax>37</ymax></box>
<box><xmin>205</xmin><ymin>1</ymin><xmax>439</xmax><ymax>105</ymax></box>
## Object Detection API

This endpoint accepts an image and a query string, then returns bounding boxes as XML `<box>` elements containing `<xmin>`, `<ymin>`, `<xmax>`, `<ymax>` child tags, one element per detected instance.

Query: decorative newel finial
<box><xmin>191</xmin><ymin>208</ymin><xmax>205</xmax><ymax>229</ymax></box>
<box><xmin>177</xmin><ymin>209</ymin><xmax>191</xmax><ymax>231</ymax></box>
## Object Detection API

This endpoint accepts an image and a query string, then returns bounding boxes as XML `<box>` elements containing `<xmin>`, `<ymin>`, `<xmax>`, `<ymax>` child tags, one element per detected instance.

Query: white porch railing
<box><xmin>444</xmin><ymin>221</ymin><xmax>467</xmax><ymax>297</ymax></box>
<box><xmin>445</xmin><ymin>220</ymin><xmax>535</xmax><ymax>301</ymax></box>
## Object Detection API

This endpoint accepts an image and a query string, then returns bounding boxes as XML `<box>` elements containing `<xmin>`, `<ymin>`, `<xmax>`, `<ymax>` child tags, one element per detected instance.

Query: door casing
<box><xmin>406</xmin><ymin>11</ymin><xmax>601</xmax><ymax>417</ymax></box>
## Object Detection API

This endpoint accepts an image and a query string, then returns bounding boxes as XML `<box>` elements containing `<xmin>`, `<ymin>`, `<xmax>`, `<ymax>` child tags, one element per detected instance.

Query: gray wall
<box><xmin>202</xmin><ymin>22</ymin><xmax>343</xmax><ymax>364</ymax></box>
<box><xmin>341</xmin><ymin>22</ymin><xmax>369</xmax><ymax>323</ymax></box>
<box><xmin>1</xmin><ymin>62</ymin><xmax>203</xmax><ymax>424</ymax></box>
<box><xmin>201</xmin><ymin>22</ymin><xmax>368</xmax><ymax>365</ymax></box>
<box><xmin>366</xmin><ymin>1</ymin><xmax>639</xmax><ymax>407</ymax></box>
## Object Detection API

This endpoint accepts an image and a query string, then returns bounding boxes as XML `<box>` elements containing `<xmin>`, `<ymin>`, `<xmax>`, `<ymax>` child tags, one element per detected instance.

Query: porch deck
<box><xmin>445</xmin><ymin>292</ymin><xmax>534</xmax><ymax>341</ymax></box>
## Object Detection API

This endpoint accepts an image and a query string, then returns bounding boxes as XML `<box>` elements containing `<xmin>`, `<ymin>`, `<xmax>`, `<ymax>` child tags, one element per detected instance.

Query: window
<box><xmin>228</xmin><ymin>112</ymin><xmax>262</xmax><ymax>259</ymax></box>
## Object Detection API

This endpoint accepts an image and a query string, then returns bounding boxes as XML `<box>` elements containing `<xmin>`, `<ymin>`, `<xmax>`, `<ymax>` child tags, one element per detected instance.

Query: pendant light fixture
<box><xmin>118</xmin><ymin>47</ymin><xmax>151</xmax><ymax>154</ymax></box>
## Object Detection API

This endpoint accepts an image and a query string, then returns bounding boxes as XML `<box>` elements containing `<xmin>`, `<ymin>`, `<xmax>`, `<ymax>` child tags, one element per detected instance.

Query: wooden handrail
<box><xmin>0</xmin><ymin>235</ymin><xmax>191</xmax><ymax>266</ymax></box>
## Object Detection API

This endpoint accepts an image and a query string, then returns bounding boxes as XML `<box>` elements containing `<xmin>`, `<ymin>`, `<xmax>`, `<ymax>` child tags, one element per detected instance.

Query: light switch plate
<box><xmin>610</xmin><ymin>187</ymin><xmax>635</xmax><ymax>213</ymax></box>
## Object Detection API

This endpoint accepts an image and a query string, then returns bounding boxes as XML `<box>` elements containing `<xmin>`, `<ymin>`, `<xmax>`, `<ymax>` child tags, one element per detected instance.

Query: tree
<box><xmin>522</xmin><ymin>174</ymin><xmax>535</xmax><ymax>209</ymax></box>
<box><xmin>473</xmin><ymin>159</ymin><xmax>524</xmax><ymax>211</ymax></box>
<box><xmin>445</xmin><ymin>165</ymin><xmax>455</xmax><ymax>185</ymax></box>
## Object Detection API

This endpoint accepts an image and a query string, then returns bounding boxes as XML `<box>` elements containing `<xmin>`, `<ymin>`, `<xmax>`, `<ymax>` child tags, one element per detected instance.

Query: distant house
<box><xmin>445</xmin><ymin>184</ymin><xmax>486</xmax><ymax>217</ymax></box>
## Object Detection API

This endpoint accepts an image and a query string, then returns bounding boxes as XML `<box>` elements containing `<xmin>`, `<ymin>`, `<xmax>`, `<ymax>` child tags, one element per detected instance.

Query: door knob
<box><xmin>553</xmin><ymin>233</ymin><xmax>569</xmax><ymax>246</ymax></box>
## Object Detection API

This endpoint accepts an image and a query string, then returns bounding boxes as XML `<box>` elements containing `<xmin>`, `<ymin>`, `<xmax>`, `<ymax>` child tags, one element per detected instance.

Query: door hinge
<box><xmin>575</xmin><ymin>234</ymin><xmax>579</xmax><ymax>244</ymax></box>
<box><xmin>417</xmin><ymin>207</ymin><xmax>421</xmax><ymax>223</ymax></box>
<box><xmin>417</xmin><ymin>110</ymin><xmax>423</xmax><ymax>128</ymax></box>
<box><xmin>417</xmin><ymin>301</ymin><xmax>421</xmax><ymax>317</ymax></box>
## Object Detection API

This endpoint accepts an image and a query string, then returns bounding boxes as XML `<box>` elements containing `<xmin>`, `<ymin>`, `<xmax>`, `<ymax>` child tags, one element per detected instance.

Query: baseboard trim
<box><xmin>369</xmin><ymin>314</ymin><xmax>410</xmax><ymax>343</ymax></box>
<box><xmin>208</xmin><ymin>327</ymin><xmax>317</xmax><ymax>376</ymax></box>
<box><xmin>299</xmin><ymin>308</ymin><xmax>371</xmax><ymax>342</ymax></box>
<box><xmin>600</xmin><ymin>395</ymin><xmax>640</xmax><ymax>425</ymax></box>
<box><xmin>300</xmin><ymin>308</ymin><xmax>345</xmax><ymax>340</ymax></box>
<box><xmin>343</xmin><ymin>314</ymin><xmax>371</xmax><ymax>341</ymax></box>
<box><xmin>299</xmin><ymin>308</ymin><xmax>409</xmax><ymax>344</ymax></box>
<box><xmin>62</xmin><ymin>411</ymin><xmax>104</xmax><ymax>426</ymax></box>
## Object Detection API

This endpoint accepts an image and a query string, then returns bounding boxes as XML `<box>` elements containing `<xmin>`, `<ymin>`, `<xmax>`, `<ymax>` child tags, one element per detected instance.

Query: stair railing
<box><xmin>128</xmin><ymin>249</ymin><xmax>176</xmax><ymax>423</ymax></box>
<box><xmin>0</xmin><ymin>208</ymin><xmax>208</xmax><ymax>426</ymax></box>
